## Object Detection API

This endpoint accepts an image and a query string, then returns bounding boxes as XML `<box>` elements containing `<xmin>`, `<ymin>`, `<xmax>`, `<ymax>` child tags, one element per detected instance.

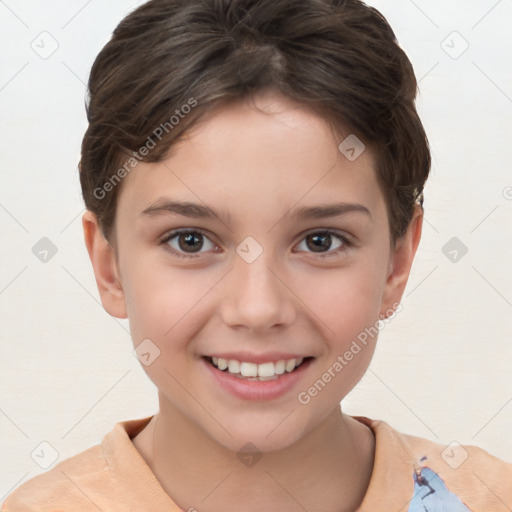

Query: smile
<box><xmin>207</xmin><ymin>356</ymin><xmax>312</xmax><ymax>381</ymax></box>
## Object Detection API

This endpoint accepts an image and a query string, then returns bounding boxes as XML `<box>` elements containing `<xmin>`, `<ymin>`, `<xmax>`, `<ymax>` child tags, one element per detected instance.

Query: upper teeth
<box><xmin>212</xmin><ymin>357</ymin><xmax>304</xmax><ymax>377</ymax></box>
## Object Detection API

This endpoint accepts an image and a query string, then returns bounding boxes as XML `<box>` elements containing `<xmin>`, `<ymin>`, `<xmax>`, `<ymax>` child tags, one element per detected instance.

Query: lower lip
<box><xmin>202</xmin><ymin>357</ymin><xmax>314</xmax><ymax>401</ymax></box>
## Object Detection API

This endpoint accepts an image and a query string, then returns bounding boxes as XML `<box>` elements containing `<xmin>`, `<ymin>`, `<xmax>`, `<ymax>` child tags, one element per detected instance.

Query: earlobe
<box><xmin>82</xmin><ymin>210</ymin><xmax>128</xmax><ymax>319</ymax></box>
<box><xmin>380</xmin><ymin>206</ymin><xmax>424</xmax><ymax>317</ymax></box>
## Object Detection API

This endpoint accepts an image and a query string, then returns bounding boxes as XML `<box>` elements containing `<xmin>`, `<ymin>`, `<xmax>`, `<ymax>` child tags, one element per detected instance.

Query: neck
<box><xmin>133</xmin><ymin>394</ymin><xmax>375</xmax><ymax>512</ymax></box>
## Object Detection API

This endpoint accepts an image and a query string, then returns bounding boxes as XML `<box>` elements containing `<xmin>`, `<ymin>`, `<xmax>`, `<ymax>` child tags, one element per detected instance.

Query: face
<box><xmin>85</xmin><ymin>91</ymin><xmax>421</xmax><ymax>453</ymax></box>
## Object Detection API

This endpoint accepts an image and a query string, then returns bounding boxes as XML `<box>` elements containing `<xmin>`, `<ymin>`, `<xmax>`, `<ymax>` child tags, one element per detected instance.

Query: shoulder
<box><xmin>361</xmin><ymin>415</ymin><xmax>512</xmax><ymax>509</ymax></box>
<box><xmin>2</xmin><ymin>444</ymin><xmax>110</xmax><ymax>512</ymax></box>
<box><xmin>1</xmin><ymin>416</ymin><xmax>164</xmax><ymax>512</ymax></box>
<box><xmin>402</xmin><ymin>428</ymin><xmax>512</xmax><ymax>507</ymax></box>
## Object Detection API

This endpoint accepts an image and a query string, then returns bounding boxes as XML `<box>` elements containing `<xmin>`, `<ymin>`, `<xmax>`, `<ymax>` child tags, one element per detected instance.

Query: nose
<box><xmin>219</xmin><ymin>249</ymin><xmax>297</xmax><ymax>332</ymax></box>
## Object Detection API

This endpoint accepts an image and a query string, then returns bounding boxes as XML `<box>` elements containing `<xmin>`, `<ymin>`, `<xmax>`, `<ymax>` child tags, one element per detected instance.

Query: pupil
<box><xmin>309</xmin><ymin>233</ymin><xmax>331</xmax><ymax>252</ymax></box>
<box><xmin>180</xmin><ymin>232</ymin><xmax>202</xmax><ymax>252</ymax></box>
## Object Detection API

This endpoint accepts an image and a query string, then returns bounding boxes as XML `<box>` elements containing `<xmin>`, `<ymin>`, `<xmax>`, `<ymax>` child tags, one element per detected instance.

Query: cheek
<box><xmin>122</xmin><ymin>267</ymin><xmax>204</xmax><ymax>395</ymax></box>
<box><xmin>298</xmin><ymin>267</ymin><xmax>385</xmax><ymax>403</ymax></box>
<box><xmin>122</xmin><ymin>261</ymin><xmax>213</xmax><ymax>349</ymax></box>
<box><xmin>304</xmin><ymin>257</ymin><xmax>387</xmax><ymax>336</ymax></box>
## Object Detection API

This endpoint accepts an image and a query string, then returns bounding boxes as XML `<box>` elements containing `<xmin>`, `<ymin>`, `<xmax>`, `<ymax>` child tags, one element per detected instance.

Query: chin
<box><xmin>204</xmin><ymin>413</ymin><xmax>314</xmax><ymax>455</ymax></box>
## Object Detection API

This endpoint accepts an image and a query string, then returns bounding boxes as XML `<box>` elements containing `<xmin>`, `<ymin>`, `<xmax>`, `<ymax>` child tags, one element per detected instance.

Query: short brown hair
<box><xmin>79</xmin><ymin>0</ymin><xmax>431</xmax><ymax>245</ymax></box>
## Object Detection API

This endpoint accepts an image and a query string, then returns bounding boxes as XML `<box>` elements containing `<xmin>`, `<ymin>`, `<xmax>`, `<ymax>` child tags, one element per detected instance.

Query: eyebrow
<box><xmin>140</xmin><ymin>199</ymin><xmax>372</xmax><ymax>224</ymax></box>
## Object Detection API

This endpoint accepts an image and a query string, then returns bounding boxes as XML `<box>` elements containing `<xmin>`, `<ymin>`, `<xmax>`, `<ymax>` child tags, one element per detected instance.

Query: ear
<box><xmin>82</xmin><ymin>210</ymin><xmax>127</xmax><ymax>319</ymax></box>
<box><xmin>380</xmin><ymin>204</ymin><xmax>423</xmax><ymax>318</ymax></box>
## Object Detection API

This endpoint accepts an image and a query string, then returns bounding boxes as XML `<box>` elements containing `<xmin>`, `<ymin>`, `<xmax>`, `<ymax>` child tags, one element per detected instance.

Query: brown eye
<box><xmin>176</xmin><ymin>232</ymin><xmax>204</xmax><ymax>253</ymax></box>
<box><xmin>296</xmin><ymin>230</ymin><xmax>351</xmax><ymax>257</ymax></box>
<box><xmin>306</xmin><ymin>232</ymin><xmax>334</xmax><ymax>252</ymax></box>
<box><xmin>161</xmin><ymin>229</ymin><xmax>216</xmax><ymax>258</ymax></box>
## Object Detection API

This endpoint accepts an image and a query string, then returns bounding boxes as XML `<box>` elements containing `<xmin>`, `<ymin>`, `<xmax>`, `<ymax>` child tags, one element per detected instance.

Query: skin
<box><xmin>83</xmin><ymin>91</ymin><xmax>423</xmax><ymax>512</ymax></box>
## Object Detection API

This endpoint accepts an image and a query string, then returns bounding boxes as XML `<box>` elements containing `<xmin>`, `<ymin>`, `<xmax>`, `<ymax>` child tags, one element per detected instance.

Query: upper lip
<box><xmin>204</xmin><ymin>352</ymin><xmax>313</xmax><ymax>364</ymax></box>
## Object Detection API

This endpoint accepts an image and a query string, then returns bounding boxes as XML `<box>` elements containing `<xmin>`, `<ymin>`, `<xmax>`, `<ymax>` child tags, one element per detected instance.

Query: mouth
<box><xmin>203</xmin><ymin>356</ymin><xmax>315</xmax><ymax>382</ymax></box>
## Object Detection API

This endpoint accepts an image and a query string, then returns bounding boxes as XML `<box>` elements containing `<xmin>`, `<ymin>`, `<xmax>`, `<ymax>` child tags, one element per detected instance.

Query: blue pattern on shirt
<box><xmin>407</xmin><ymin>467</ymin><xmax>472</xmax><ymax>512</ymax></box>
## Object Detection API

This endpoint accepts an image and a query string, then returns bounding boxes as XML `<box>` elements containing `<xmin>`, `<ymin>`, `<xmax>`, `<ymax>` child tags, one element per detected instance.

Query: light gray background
<box><xmin>1</xmin><ymin>0</ymin><xmax>511</xmax><ymax>503</ymax></box>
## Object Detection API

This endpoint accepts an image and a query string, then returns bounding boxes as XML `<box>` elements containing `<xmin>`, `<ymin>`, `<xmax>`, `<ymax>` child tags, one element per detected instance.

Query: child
<box><xmin>3</xmin><ymin>0</ymin><xmax>511</xmax><ymax>510</ymax></box>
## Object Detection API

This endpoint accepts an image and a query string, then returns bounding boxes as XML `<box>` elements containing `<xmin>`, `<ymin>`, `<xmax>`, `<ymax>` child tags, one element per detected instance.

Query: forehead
<box><xmin>116</xmin><ymin>92</ymin><xmax>385</xmax><ymax>228</ymax></box>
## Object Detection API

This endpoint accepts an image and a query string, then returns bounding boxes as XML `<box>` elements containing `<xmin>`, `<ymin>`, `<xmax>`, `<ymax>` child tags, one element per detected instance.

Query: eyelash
<box><xmin>159</xmin><ymin>228</ymin><xmax>353</xmax><ymax>260</ymax></box>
